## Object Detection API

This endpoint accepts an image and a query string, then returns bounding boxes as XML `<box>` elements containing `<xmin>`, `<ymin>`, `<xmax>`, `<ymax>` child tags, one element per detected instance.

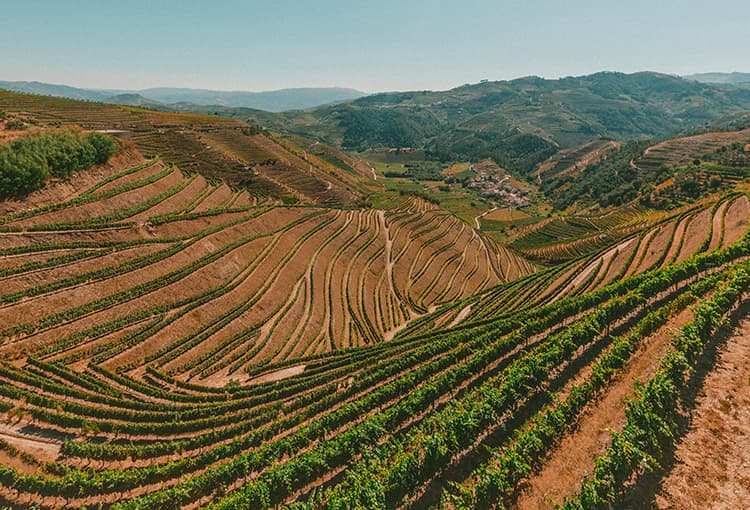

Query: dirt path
<box><xmin>248</xmin><ymin>364</ymin><xmax>307</xmax><ymax>384</ymax></box>
<box><xmin>0</xmin><ymin>422</ymin><xmax>61</xmax><ymax>462</ymax></box>
<box><xmin>473</xmin><ymin>206</ymin><xmax>498</xmax><ymax>229</ymax></box>
<box><xmin>447</xmin><ymin>304</ymin><xmax>473</xmax><ymax>328</ymax></box>
<box><xmin>514</xmin><ymin>304</ymin><xmax>696</xmax><ymax>509</ymax></box>
<box><xmin>651</xmin><ymin>313</ymin><xmax>750</xmax><ymax>509</ymax></box>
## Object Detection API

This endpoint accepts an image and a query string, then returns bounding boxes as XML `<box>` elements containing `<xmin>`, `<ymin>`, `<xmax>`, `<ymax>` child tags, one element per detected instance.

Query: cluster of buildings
<box><xmin>466</xmin><ymin>164</ymin><xmax>531</xmax><ymax>207</ymax></box>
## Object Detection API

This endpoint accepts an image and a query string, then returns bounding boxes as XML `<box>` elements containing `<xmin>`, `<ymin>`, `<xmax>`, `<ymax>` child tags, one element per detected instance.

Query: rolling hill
<box><xmin>135</xmin><ymin>86</ymin><xmax>366</xmax><ymax>111</ymax></box>
<box><xmin>0</xmin><ymin>81</ymin><xmax>750</xmax><ymax>509</ymax></box>
<box><xmin>233</xmin><ymin>72</ymin><xmax>750</xmax><ymax>174</ymax></box>
<box><xmin>0</xmin><ymin>89</ymin><xmax>370</xmax><ymax>207</ymax></box>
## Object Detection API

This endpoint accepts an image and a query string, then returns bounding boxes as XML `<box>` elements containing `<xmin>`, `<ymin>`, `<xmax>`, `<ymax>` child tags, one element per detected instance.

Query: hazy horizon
<box><xmin>2</xmin><ymin>0</ymin><xmax>749</xmax><ymax>93</ymax></box>
<box><xmin>2</xmin><ymin>69</ymin><xmax>749</xmax><ymax>96</ymax></box>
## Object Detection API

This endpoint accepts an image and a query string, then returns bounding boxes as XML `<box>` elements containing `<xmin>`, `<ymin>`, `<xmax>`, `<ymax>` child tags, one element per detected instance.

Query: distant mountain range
<box><xmin>684</xmin><ymin>72</ymin><xmax>750</xmax><ymax>85</ymax></box>
<box><xmin>0</xmin><ymin>80</ymin><xmax>367</xmax><ymax>112</ymax></box>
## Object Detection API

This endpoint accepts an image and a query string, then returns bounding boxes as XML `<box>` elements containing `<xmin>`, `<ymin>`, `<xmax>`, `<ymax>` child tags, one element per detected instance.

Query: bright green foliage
<box><xmin>560</xmin><ymin>262</ymin><xmax>750</xmax><ymax>509</ymax></box>
<box><xmin>87</xmin><ymin>132</ymin><xmax>117</xmax><ymax>164</ymax></box>
<box><xmin>0</xmin><ymin>129</ymin><xmax>116</xmax><ymax>198</ymax></box>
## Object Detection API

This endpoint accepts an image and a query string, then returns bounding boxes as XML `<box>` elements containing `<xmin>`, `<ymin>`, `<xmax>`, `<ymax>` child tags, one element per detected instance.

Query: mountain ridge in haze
<box><xmin>684</xmin><ymin>72</ymin><xmax>750</xmax><ymax>85</ymax></box>
<box><xmin>0</xmin><ymin>80</ymin><xmax>367</xmax><ymax>112</ymax></box>
<box><xmin>131</xmin><ymin>86</ymin><xmax>365</xmax><ymax>111</ymax></box>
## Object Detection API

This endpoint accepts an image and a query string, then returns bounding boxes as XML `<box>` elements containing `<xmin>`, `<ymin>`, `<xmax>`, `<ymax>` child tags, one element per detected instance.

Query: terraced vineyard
<box><xmin>2</xmin><ymin>91</ymin><xmax>750</xmax><ymax>509</ymax></box>
<box><xmin>0</xmin><ymin>91</ymin><xmax>368</xmax><ymax>208</ymax></box>
<box><xmin>411</xmin><ymin>194</ymin><xmax>749</xmax><ymax>334</ymax></box>
<box><xmin>0</xmin><ymin>151</ymin><xmax>533</xmax><ymax>386</ymax></box>
<box><xmin>535</xmin><ymin>139</ymin><xmax>620</xmax><ymax>184</ymax></box>
<box><xmin>635</xmin><ymin>127</ymin><xmax>750</xmax><ymax>173</ymax></box>
<box><xmin>0</xmin><ymin>187</ymin><xmax>747</xmax><ymax>508</ymax></box>
<box><xmin>507</xmin><ymin>205</ymin><xmax>646</xmax><ymax>263</ymax></box>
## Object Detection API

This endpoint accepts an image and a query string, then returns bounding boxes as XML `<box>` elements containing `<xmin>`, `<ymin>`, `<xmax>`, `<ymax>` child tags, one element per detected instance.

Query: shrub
<box><xmin>87</xmin><ymin>132</ymin><xmax>116</xmax><ymax>164</ymax></box>
<box><xmin>5</xmin><ymin>119</ymin><xmax>26</xmax><ymax>130</ymax></box>
<box><xmin>0</xmin><ymin>129</ymin><xmax>116</xmax><ymax>199</ymax></box>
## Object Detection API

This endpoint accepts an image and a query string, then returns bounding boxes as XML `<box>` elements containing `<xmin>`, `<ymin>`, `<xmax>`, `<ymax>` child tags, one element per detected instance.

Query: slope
<box><xmin>236</xmin><ymin>72</ymin><xmax>750</xmax><ymax>176</ymax></box>
<box><xmin>0</xmin><ymin>90</ymin><xmax>370</xmax><ymax>207</ymax></box>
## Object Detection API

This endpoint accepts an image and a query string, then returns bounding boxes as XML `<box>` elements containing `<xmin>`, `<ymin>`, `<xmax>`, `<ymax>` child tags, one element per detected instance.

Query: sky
<box><xmin>1</xmin><ymin>0</ymin><xmax>748</xmax><ymax>93</ymax></box>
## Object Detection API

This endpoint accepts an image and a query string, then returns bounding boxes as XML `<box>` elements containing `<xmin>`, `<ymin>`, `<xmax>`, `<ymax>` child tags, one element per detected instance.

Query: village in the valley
<box><xmin>465</xmin><ymin>159</ymin><xmax>532</xmax><ymax>207</ymax></box>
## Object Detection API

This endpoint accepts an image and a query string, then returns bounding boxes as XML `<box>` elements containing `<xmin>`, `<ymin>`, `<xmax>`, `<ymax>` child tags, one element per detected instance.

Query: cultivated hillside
<box><xmin>0</xmin><ymin>151</ymin><xmax>535</xmax><ymax>383</ymax></box>
<box><xmin>406</xmin><ymin>194</ymin><xmax>749</xmax><ymax>336</ymax></box>
<box><xmin>0</xmin><ymin>89</ymin><xmax>749</xmax><ymax>509</ymax></box>
<box><xmin>0</xmin><ymin>90</ymin><xmax>369</xmax><ymax>207</ymax></box>
<box><xmin>241</xmin><ymin>71</ymin><xmax>750</xmax><ymax>175</ymax></box>
<box><xmin>0</xmin><ymin>171</ymin><xmax>747</xmax><ymax>508</ymax></box>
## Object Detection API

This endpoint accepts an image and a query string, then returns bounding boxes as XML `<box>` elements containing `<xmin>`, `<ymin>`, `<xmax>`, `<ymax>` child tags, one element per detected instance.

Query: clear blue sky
<box><xmin>2</xmin><ymin>0</ymin><xmax>748</xmax><ymax>92</ymax></box>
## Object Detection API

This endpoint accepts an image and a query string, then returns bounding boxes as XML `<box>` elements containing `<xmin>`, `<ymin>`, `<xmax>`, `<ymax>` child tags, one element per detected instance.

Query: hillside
<box><xmin>0</xmin><ymin>154</ymin><xmax>536</xmax><ymax>380</ymax></box>
<box><xmin>635</xmin><ymin>127</ymin><xmax>750</xmax><ymax>172</ymax></box>
<box><xmin>240</xmin><ymin>72</ymin><xmax>750</xmax><ymax>176</ymax></box>
<box><xmin>1</xmin><ymin>85</ymin><xmax>750</xmax><ymax>509</ymax></box>
<box><xmin>8</xmin><ymin>75</ymin><xmax>750</xmax><ymax>213</ymax></box>
<box><xmin>0</xmin><ymin>90</ymin><xmax>371</xmax><ymax>207</ymax></box>
<box><xmin>0</xmin><ymin>151</ymin><xmax>747</xmax><ymax>507</ymax></box>
<box><xmin>406</xmin><ymin>194</ymin><xmax>749</xmax><ymax>333</ymax></box>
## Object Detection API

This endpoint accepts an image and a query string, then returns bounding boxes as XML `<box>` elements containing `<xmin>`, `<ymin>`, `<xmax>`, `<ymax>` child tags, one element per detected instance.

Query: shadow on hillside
<box><xmin>618</xmin><ymin>299</ymin><xmax>750</xmax><ymax>509</ymax></box>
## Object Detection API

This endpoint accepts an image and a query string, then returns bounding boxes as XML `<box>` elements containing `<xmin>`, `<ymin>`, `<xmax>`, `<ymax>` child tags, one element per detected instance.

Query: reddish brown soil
<box><xmin>92</xmin><ymin>158</ymin><xmax>167</xmax><ymax>195</ymax></box>
<box><xmin>709</xmin><ymin>200</ymin><xmax>730</xmax><ymax>251</ymax></box>
<box><xmin>192</xmin><ymin>183</ymin><xmax>232</xmax><ymax>212</ymax></box>
<box><xmin>560</xmin><ymin>257</ymin><xmax>600</xmax><ymax>295</ymax></box>
<box><xmin>595</xmin><ymin>236</ymin><xmax>637</xmax><ymax>289</ymax></box>
<box><xmin>0</xmin><ymin>423</ymin><xmax>61</xmax><ymax>464</ymax></box>
<box><xmin>636</xmin><ymin>222</ymin><xmax>674</xmax><ymax>272</ymax></box>
<box><xmin>0</xmin><ymin>449</ymin><xmax>41</xmax><ymax>475</ymax></box>
<box><xmin>0</xmin><ymin>226</ymin><xmax>152</xmax><ymax>251</ymax></box>
<box><xmin>249</xmin><ymin>364</ymin><xmax>307</xmax><ymax>384</ymax></box>
<box><xmin>231</xmin><ymin>190</ymin><xmax>255</xmax><ymax>208</ymax></box>
<box><xmin>662</xmin><ymin>215</ymin><xmax>690</xmax><ymax>265</ymax></box>
<box><xmin>128</xmin><ymin>174</ymin><xmax>209</xmax><ymax>222</ymax></box>
<box><xmin>0</xmin><ymin>150</ymin><xmax>145</xmax><ymax>216</ymax></box>
<box><xmin>675</xmin><ymin>208</ymin><xmax>712</xmax><ymax>263</ymax></box>
<box><xmin>7</xmin><ymin>162</ymin><xmax>180</xmax><ymax>228</ymax></box>
<box><xmin>625</xmin><ymin>231</ymin><xmax>654</xmax><ymax>277</ymax></box>
<box><xmin>652</xmin><ymin>313</ymin><xmax>750</xmax><ymax>510</ymax></box>
<box><xmin>0</xmin><ymin>123</ymin><xmax>29</xmax><ymax>145</ymax></box>
<box><xmin>151</xmin><ymin>210</ymin><xmax>261</xmax><ymax>238</ymax></box>
<box><xmin>0</xmin><ymin>249</ymin><xmax>95</xmax><ymax>271</ymax></box>
<box><xmin>0</xmin><ymin>243</ymin><xmax>165</xmax><ymax>295</ymax></box>
<box><xmin>514</xmin><ymin>304</ymin><xmax>696</xmax><ymax>509</ymax></box>
<box><xmin>722</xmin><ymin>195</ymin><xmax>750</xmax><ymax>247</ymax></box>
<box><xmin>537</xmin><ymin>260</ymin><xmax>585</xmax><ymax>301</ymax></box>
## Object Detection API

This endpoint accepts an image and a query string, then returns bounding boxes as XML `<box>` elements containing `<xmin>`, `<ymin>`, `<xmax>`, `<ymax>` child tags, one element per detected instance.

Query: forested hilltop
<box><xmin>205</xmin><ymin>71</ymin><xmax>750</xmax><ymax>175</ymax></box>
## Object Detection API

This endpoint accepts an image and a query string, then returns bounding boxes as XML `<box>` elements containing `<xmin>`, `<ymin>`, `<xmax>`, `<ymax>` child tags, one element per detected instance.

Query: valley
<box><xmin>0</xmin><ymin>72</ymin><xmax>749</xmax><ymax>509</ymax></box>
